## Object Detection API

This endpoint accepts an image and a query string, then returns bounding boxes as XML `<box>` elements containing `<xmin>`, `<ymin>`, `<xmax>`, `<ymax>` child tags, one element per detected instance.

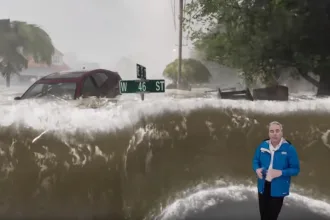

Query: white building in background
<box><xmin>51</xmin><ymin>49</ymin><xmax>65</xmax><ymax>65</ymax></box>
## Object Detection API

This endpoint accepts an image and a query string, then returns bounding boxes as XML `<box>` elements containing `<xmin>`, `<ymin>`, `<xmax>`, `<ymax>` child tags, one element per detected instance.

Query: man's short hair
<box><xmin>268</xmin><ymin>121</ymin><xmax>283</xmax><ymax>131</ymax></box>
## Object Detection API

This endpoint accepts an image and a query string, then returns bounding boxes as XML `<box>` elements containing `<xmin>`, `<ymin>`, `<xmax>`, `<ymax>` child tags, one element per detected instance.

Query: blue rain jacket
<box><xmin>252</xmin><ymin>139</ymin><xmax>300</xmax><ymax>197</ymax></box>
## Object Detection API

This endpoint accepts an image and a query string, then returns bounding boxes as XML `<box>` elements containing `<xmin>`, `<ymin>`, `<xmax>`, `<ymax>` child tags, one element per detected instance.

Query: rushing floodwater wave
<box><xmin>0</xmin><ymin>85</ymin><xmax>330</xmax><ymax>219</ymax></box>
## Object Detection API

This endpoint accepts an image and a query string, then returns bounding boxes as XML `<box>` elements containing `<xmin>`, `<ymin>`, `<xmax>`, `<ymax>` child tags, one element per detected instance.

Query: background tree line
<box><xmin>180</xmin><ymin>0</ymin><xmax>330</xmax><ymax>95</ymax></box>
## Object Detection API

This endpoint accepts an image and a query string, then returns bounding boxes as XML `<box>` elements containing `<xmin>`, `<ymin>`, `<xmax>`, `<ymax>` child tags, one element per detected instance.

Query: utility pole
<box><xmin>177</xmin><ymin>0</ymin><xmax>183</xmax><ymax>88</ymax></box>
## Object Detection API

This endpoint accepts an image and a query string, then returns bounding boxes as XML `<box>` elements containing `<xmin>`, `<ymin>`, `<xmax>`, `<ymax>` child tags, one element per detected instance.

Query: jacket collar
<box><xmin>262</xmin><ymin>138</ymin><xmax>289</xmax><ymax>152</ymax></box>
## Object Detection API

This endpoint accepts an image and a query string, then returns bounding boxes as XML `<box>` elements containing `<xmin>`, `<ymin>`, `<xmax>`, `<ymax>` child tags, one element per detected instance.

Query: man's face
<box><xmin>269</xmin><ymin>124</ymin><xmax>283</xmax><ymax>143</ymax></box>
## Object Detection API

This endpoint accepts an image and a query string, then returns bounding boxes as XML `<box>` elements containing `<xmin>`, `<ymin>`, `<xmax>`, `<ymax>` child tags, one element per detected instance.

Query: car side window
<box><xmin>82</xmin><ymin>76</ymin><xmax>98</xmax><ymax>96</ymax></box>
<box><xmin>22</xmin><ymin>83</ymin><xmax>44</xmax><ymax>98</ymax></box>
<box><xmin>92</xmin><ymin>72</ymin><xmax>108</xmax><ymax>87</ymax></box>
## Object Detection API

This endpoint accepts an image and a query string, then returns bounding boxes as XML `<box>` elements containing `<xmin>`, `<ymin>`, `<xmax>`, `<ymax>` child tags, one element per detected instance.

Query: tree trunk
<box><xmin>6</xmin><ymin>74</ymin><xmax>10</xmax><ymax>88</ymax></box>
<box><xmin>316</xmin><ymin>72</ymin><xmax>330</xmax><ymax>96</ymax></box>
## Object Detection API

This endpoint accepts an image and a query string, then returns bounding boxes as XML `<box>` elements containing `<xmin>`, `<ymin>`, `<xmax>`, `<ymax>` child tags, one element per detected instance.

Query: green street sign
<box><xmin>119</xmin><ymin>80</ymin><xmax>165</xmax><ymax>93</ymax></box>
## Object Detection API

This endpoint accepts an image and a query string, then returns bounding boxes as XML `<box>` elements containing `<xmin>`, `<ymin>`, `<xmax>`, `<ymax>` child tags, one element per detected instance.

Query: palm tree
<box><xmin>0</xmin><ymin>19</ymin><xmax>54</xmax><ymax>87</ymax></box>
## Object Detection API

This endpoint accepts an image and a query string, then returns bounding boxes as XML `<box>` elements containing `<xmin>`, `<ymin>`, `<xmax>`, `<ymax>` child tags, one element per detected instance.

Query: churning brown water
<box><xmin>0</xmin><ymin>89</ymin><xmax>330</xmax><ymax>219</ymax></box>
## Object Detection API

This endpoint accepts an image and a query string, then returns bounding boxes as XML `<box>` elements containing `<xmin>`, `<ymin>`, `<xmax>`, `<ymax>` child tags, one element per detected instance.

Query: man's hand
<box><xmin>256</xmin><ymin>168</ymin><xmax>263</xmax><ymax>179</ymax></box>
<box><xmin>266</xmin><ymin>169</ymin><xmax>282</xmax><ymax>181</ymax></box>
<box><xmin>268</xmin><ymin>169</ymin><xmax>282</xmax><ymax>178</ymax></box>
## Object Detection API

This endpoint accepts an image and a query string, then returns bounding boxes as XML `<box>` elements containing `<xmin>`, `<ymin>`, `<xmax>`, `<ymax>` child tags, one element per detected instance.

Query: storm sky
<box><xmin>0</xmin><ymin>0</ymin><xmax>192</xmax><ymax>78</ymax></box>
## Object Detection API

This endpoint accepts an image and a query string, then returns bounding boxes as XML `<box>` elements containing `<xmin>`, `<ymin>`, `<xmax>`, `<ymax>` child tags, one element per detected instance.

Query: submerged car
<box><xmin>14</xmin><ymin>69</ymin><xmax>122</xmax><ymax>100</ymax></box>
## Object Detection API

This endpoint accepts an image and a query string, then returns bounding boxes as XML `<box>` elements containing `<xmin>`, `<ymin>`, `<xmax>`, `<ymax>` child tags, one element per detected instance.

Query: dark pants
<box><xmin>258</xmin><ymin>181</ymin><xmax>284</xmax><ymax>220</ymax></box>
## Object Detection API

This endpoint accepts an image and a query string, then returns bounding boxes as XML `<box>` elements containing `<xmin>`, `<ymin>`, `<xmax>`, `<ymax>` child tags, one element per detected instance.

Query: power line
<box><xmin>169</xmin><ymin>0</ymin><xmax>176</xmax><ymax>31</ymax></box>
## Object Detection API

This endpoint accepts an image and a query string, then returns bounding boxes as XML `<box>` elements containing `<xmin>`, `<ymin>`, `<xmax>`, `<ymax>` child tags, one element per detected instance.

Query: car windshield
<box><xmin>22</xmin><ymin>82</ymin><xmax>76</xmax><ymax>100</ymax></box>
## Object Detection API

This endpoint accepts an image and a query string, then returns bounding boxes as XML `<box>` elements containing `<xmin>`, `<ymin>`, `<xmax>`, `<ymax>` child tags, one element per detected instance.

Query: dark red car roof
<box><xmin>42</xmin><ymin>70</ymin><xmax>87</xmax><ymax>80</ymax></box>
<box><xmin>18</xmin><ymin>69</ymin><xmax>122</xmax><ymax>100</ymax></box>
<box><xmin>36</xmin><ymin>69</ymin><xmax>121</xmax><ymax>83</ymax></box>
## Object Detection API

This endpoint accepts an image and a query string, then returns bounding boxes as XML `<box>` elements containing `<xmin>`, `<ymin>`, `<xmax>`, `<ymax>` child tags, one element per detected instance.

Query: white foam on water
<box><xmin>0</xmin><ymin>92</ymin><xmax>330</xmax><ymax>134</ymax></box>
<box><xmin>153</xmin><ymin>183</ymin><xmax>330</xmax><ymax>220</ymax></box>
<box><xmin>1</xmin><ymin>86</ymin><xmax>330</xmax><ymax>134</ymax></box>
<box><xmin>0</xmin><ymin>85</ymin><xmax>28</xmax><ymax>104</ymax></box>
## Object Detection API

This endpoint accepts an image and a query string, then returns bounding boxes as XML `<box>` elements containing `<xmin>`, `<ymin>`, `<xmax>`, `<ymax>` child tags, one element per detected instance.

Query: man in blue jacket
<box><xmin>252</xmin><ymin>121</ymin><xmax>300</xmax><ymax>220</ymax></box>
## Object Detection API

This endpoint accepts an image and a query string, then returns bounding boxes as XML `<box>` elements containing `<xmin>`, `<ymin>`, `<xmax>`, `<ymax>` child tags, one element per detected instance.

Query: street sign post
<box><xmin>119</xmin><ymin>80</ymin><xmax>165</xmax><ymax>93</ymax></box>
<box><xmin>119</xmin><ymin>63</ymin><xmax>165</xmax><ymax>100</ymax></box>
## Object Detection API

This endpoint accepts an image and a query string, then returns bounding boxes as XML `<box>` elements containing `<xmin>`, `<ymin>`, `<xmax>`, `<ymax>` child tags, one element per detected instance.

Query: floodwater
<box><xmin>0</xmin><ymin>84</ymin><xmax>329</xmax><ymax>219</ymax></box>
